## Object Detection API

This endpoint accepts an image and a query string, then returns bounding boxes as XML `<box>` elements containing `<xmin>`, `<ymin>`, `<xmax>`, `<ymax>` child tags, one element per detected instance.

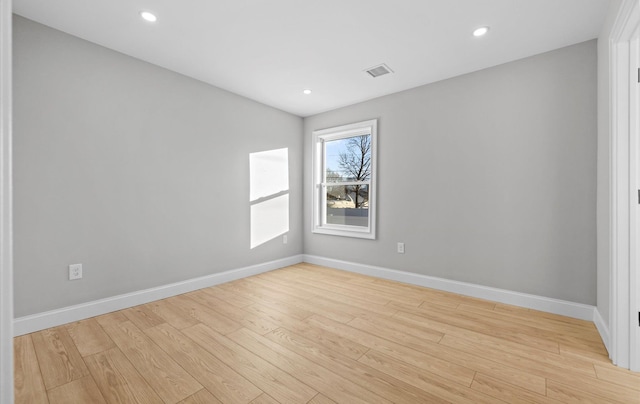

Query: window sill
<box><xmin>312</xmin><ymin>225</ymin><xmax>376</xmax><ymax>239</ymax></box>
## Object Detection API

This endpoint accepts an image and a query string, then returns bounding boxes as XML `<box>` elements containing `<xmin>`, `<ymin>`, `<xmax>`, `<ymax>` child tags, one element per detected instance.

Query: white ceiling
<box><xmin>13</xmin><ymin>0</ymin><xmax>611</xmax><ymax>117</ymax></box>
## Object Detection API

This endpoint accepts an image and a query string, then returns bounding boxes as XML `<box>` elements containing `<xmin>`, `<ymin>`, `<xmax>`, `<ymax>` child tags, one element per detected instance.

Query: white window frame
<box><xmin>312</xmin><ymin>119</ymin><xmax>377</xmax><ymax>239</ymax></box>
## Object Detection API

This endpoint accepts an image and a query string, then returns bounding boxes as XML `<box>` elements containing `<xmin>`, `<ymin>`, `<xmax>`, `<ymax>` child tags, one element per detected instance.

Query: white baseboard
<box><xmin>14</xmin><ymin>255</ymin><xmax>304</xmax><ymax>336</ymax></box>
<box><xmin>15</xmin><ymin>253</ymin><xmax>602</xmax><ymax>338</ymax></box>
<box><xmin>303</xmin><ymin>255</ymin><xmax>596</xmax><ymax>321</ymax></box>
<box><xmin>593</xmin><ymin>308</ymin><xmax>611</xmax><ymax>354</ymax></box>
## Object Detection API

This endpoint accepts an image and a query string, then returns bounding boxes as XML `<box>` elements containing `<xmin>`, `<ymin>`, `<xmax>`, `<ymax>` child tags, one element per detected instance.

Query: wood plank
<box><xmin>217</xmin><ymin>279</ymin><xmax>315</xmax><ymax>320</ymax></box>
<box><xmin>269</xmin><ymin>275</ymin><xmax>398</xmax><ymax>317</ymax></box>
<box><xmin>367</xmin><ymin>279</ymin><xmax>461</xmax><ymax>309</ymax></box>
<box><xmin>248</xmin><ymin>394</ymin><xmax>279</xmax><ymax>404</ymax></box>
<box><xmin>269</xmin><ymin>267</ymin><xmax>389</xmax><ymax>305</ymax></box>
<box><xmin>419</xmin><ymin>300</ymin><xmax>571</xmax><ymax>352</ymax></box>
<box><xmin>246</xmin><ymin>276</ymin><xmax>394</xmax><ymax>322</ymax></box>
<box><xmin>245</xmin><ymin>275</ymin><xmax>319</xmax><ymax>302</ymax></box>
<box><xmin>459</xmin><ymin>306</ymin><xmax>605</xmax><ymax>346</ymax></box>
<box><xmin>95</xmin><ymin>311</ymin><xmax>129</xmax><ymax>328</ymax></box>
<box><xmin>493</xmin><ymin>303</ymin><xmax>596</xmax><ymax>328</ymax></box>
<box><xmin>47</xmin><ymin>377</ymin><xmax>107</xmax><ymax>404</ymax></box>
<box><xmin>481</xmin><ymin>307</ymin><xmax>599</xmax><ymax>346</ymax></box>
<box><xmin>281</xmin><ymin>264</ymin><xmax>357</xmax><ymax>282</ymax></box>
<box><xmin>263</xmin><ymin>327</ymin><xmax>452</xmax><ymax>404</ymax></box>
<box><xmin>170</xmin><ymin>294</ymin><xmax>242</xmax><ymax>335</ymax></box>
<box><xmin>546</xmin><ymin>379</ymin><xmax>623</xmax><ymax>404</ymax></box>
<box><xmin>305</xmin><ymin>314</ymin><xmax>377</xmax><ymax>348</ymax></box>
<box><xmin>203</xmin><ymin>285</ymin><xmax>255</xmax><ymax>308</ymax></box>
<box><xmin>558</xmin><ymin>342</ymin><xmax>612</xmax><ymax>363</ymax></box>
<box><xmin>84</xmin><ymin>347</ymin><xmax>163</xmax><ymax>404</ymax></box>
<box><xmin>101</xmin><ymin>320</ymin><xmax>202</xmax><ymax>403</ymax></box>
<box><xmin>244</xmin><ymin>276</ymin><xmax>356</xmax><ymax>323</ymax></box>
<box><xmin>349</xmin><ymin>312</ymin><xmax>444</xmax><ymax>344</ymax></box>
<box><xmin>308</xmin><ymin>394</ymin><xmax>337</xmax><ymax>404</ymax></box>
<box><xmin>558</xmin><ymin>338</ymin><xmax>609</xmax><ymax>357</ymax></box>
<box><xmin>144</xmin><ymin>323</ymin><xmax>262</xmax><ymax>404</ymax></box>
<box><xmin>348</xmin><ymin>315</ymin><xmax>546</xmax><ymax>394</ymax></box>
<box><xmin>244</xmin><ymin>302</ymin><xmax>369</xmax><ymax>360</ymax></box>
<box><xmin>31</xmin><ymin>326</ymin><xmax>90</xmax><ymax>390</ymax></box>
<box><xmin>256</xmin><ymin>267</ymin><xmax>304</xmax><ymax>280</ymax></box>
<box><xmin>186</xmin><ymin>291</ymin><xmax>279</xmax><ymax>335</ymax></box>
<box><xmin>393</xmin><ymin>306</ymin><xmax>561</xmax><ymax>353</ymax></box>
<box><xmin>229</xmin><ymin>327</ymin><xmax>398</xmax><ymax>404</ymax></box>
<box><xmin>440</xmin><ymin>334</ymin><xmax>596</xmax><ymax>385</ymax></box>
<box><xmin>471</xmin><ymin>372</ymin><xmax>562</xmax><ymax>404</ymax></box>
<box><xmin>307</xmin><ymin>314</ymin><xmax>475</xmax><ymax>387</ymax></box>
<box><xmin>546</xmin><ymin>373</ymin><xmax>640</xmax><ymax>404</ymax></box>
<box><xmin>391</xmin><ymin>310</ymin><xmax>596</xmax><ymax>375</ymax></box>
<box><xmin>307</xmin><ymin>294</ymin><xmax>396</xmax><ymax>319</ymax></box>
<box><xmin>145</xmin><ymin>298</ymin><xmax>200</xmax><ymax>330</ymax></box>
<box><xmin>13</xmin><ymin>335</ymin><xmax>49</xmax><ymax>404</ymax></box>
<box><xmin>284</xmin><ymin>274</ymin><xmax>397</xmax><ymax>306</ymax></box>
<box><xmin>474</xmin><ymin>303</ymin><xmax>600</xmax><ymax>338</ymax></box>
<box><xmin>594</xmin><ymin>364</ymin><xmax>640</xmax><ymax>391</ymax></box>
<box><xmin>295</xmin><ymin>267</ymin><xmax>430</xmax><ymax>307</ymax></box>
<box><xmin>66</xmin><ymin>318</ymin><xmax>116</xmax><ymax>357</ymax></box>
<box><xmin>178</xmin><ymin>389</ymin><xmax>223</xmax><ymax>404</ymax></box>
<box><xmin>358</xmin><ymin>349</ymin><xmax>497</xmax><ymax>404</ymax></box>
<box><xmin>349</xmin><ymin>275</ymin><xmax>488</xmax><ymax>309</ymax></box>
<box><xmin>183</xmin><ymin>323</ymin><xmax>318</xmax><ymax>404</ymax></box>
<box><xmin>448</xmin><ymin>295</ymin><xmax>497</xmax><ymax>310</ymax></box>
<box><xmin>122</xmin><ymin>305</ymin><xmax>166</xmax><ymax>330</ymax></box>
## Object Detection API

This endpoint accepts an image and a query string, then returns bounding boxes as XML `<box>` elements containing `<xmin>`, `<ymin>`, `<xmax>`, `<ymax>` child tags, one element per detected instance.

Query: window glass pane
<box><xmin>326</xmin><ymin>185</ymin><xmax>369</xmax><ymax>227</ymax></box>
<box><xmin>325</xmin><ymin>134</ymin><xmax>371</xmax><ymax>182</ymax></box>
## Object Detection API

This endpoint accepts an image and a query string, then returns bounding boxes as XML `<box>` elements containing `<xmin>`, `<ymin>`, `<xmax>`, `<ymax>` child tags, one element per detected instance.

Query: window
<box><xmin>312</xmin><ymin>119</ymin><xmax>377</xmax><ymax>239</ymax></box>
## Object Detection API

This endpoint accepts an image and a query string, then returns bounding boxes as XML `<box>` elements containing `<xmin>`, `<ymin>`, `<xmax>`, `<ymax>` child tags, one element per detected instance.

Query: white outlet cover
<box><xmin>397</xmin><ymin>243</ymin><xmax>405</xmax><ymax>254</ymax></box>
<box><xmin>69</xmin><ymin>263</ymin><xmax>83</xmax><ymax>280</ymax></box>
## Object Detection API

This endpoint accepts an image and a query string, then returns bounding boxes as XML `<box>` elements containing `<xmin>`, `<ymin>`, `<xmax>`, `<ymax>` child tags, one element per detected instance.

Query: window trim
<box><xmin>311</xmin><ymin>119</ymin><xmax>377</xmax><ymax>239</ymax></box>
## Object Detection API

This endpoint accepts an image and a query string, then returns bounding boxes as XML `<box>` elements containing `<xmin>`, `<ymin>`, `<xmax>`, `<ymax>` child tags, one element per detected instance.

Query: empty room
<box><xmin>1</xmin><ymin>0</ymin><xmax>640</xmax><ymax>403</ymax></box>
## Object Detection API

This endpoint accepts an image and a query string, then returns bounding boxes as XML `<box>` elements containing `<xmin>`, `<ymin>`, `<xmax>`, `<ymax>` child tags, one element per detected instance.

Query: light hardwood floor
<box><xmin>14</xmin><ymin>263</ymin><xmax>640</xmax><ymax>403</ymax></box>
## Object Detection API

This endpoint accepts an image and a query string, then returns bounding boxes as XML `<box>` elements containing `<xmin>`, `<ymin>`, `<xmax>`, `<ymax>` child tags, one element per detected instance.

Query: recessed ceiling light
<box><xmin>303</xmin><ymin>89</ymin><xmax>312</xmax><ymax>95</ymax></box>
<box><xmin>140</xmin><ymin>11</ymin><xmax>157</xmax><ymax>22</ymax></box>
<box><xmin>473</xmin><ymin>26</ymin><xmax>490</xmax><ymax>37</ymax></box>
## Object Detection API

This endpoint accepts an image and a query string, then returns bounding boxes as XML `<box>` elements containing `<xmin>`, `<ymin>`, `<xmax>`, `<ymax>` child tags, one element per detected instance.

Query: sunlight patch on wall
<box><xmin>251</xmin><ymin>194</ymin><xmax>289</xmax><ymax>249</ymax></box>
<box><xmin>249</xmin><ymin>148</ymin><xmax>289</xmax><ymax>249</ymax></box>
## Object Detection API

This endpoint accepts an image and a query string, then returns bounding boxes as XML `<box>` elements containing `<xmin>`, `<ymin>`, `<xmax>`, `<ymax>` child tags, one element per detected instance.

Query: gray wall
<box><xmin>13</xmin><ymin>16</ymin><xmax>303</xmax><ymax>317</ymax></box>
<box><xmin>304</xmin><ymin>40</ymin><xmax>597</xmax><ymax>305</ymax></box>
<box><xmin>13</xmin><ymin>13</ymin><xmax>600</xmax><ymax>317</ymax></box>
<box><xmin>596</xmin><ymin>0</ymin><xmax>622</xmax><ymax>330</ymax></box>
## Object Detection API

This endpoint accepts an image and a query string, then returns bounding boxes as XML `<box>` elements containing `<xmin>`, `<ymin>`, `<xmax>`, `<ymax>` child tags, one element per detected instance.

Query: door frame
<box><xmin>610</xmin><ymin>0</ymin><xmax>640</xmax><ymax>372</ymax></box>
<box><xmin>0</xmin><ymin>0</ymin><xmax>13</xmax><ymax>402</ymax></box>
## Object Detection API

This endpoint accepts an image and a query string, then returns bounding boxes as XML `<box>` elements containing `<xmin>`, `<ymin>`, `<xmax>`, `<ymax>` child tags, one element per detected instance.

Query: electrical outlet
<box><xmin>283</xmin><ymin>234</ymin><xmax>288</xmax><ymax>244</ymax></box>
<box><xmin>397</xmin><ymin>242</ymin><xmax>405</xmax><ymax>254</ymax></box>
<box><xmin>69</xmin><ymin>263</ymin><xmax>82</xmax><ymax>280</ymax></box>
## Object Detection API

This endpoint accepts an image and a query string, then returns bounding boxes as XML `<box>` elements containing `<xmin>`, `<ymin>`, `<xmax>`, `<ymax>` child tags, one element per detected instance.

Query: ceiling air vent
<box><xmin>365</xmin><ymin>63</ymin><xmax>393</xmax><ymax>78</ymax></box>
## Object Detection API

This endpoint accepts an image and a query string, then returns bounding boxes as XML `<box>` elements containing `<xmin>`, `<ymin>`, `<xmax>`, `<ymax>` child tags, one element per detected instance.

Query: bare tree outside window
<box><xmin>338</xmin><ymin>135</ymin><xmax>371</xmax><ymax>208</ymax></box>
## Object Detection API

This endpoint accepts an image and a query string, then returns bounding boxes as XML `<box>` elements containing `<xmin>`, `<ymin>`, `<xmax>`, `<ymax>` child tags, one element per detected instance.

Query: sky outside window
<box><xmin>325</xmin><ymin>135</ymin><xmax>371</xmax><ymax>181</ymax></box>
